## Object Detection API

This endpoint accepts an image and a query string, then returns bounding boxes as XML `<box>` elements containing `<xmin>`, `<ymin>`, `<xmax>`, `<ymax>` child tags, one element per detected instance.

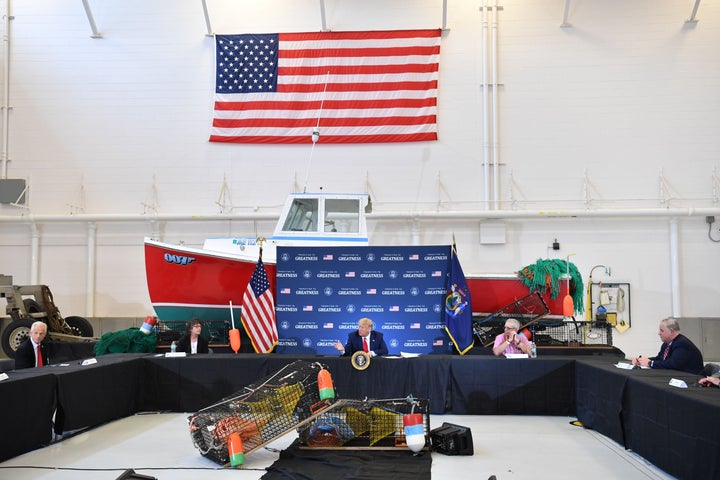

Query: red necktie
<box><xmin>36</xmin><ymin>345</ymin><xmax>44</xmax><ymax>367</ymax></box>
<box><xmin>662</xmin><ymin>345</ymin><xmax>669</xmax><ymax>360</ymax></box>
<box><xmin>363</xmin><ymin>337</ymin><xmax>369</xmax><ymax>353</ymax></box>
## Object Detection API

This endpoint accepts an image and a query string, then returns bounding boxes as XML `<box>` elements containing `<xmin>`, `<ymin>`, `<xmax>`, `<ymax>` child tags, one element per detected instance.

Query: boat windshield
<box><xmin>324</xmin><ymin>198</ymin><xmax>360</xmax><ymax>233</ymax></box>
<box><xmin>282</xmin><ymin>198</ymin><xmax>319</xmax><ymax>232</ymax></box>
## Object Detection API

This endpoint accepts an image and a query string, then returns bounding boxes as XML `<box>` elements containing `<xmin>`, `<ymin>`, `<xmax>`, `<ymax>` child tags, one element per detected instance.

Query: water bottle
<box><xmin>170</xmin><ymin>341</ymin><xmax>177</xmax><ymax>353</ymax></box>
<box><xmin>530</xmin><ymin>342</ymin><xmax>537</xmax><ymax>358</ymax></box>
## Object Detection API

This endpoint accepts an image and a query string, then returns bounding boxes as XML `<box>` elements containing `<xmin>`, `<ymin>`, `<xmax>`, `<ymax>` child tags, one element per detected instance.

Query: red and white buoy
<box><xmin>140</xmin><ymin>315</ymin><xmax>157</xmax><ymax>335</ymax></box>
<box><xmin>403</xmin><ymin>413</ymin><xmax>425</xmax><ymax>453</ymax></box>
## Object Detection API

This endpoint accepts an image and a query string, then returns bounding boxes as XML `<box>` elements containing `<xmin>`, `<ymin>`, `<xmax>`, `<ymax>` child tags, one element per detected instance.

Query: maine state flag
<box><xmin>444</xmin><ymin>242</ymin><xmax>474</xmax><ymax>354</ymax></box>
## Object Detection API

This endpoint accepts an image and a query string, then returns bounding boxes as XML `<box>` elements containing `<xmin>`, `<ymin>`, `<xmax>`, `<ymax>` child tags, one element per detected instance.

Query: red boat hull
<box><xmin>145</xmin><ymin>239</ymin><xmax>566</xmax><ymax>322</ymax></box>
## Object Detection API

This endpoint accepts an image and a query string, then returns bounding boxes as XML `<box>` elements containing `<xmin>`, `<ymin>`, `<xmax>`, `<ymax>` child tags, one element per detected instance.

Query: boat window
<box><xmin>282</xmin><ymin>198</ymin><xmax>318</xmax><ymax>232</ymax></box>
<box><xmin>324</xmin><ymin>199</ymin><xmax>359</xmax><ymax>233</ymax></box>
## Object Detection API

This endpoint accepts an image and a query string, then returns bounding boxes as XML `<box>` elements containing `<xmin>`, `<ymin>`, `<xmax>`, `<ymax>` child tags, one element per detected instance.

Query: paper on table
<box><xmin>669</xmin><ymin>378</ymin><xmax>688</xmax><ymax>388</ymax></box>
<box><xmin>615</xmin><ymin>362</ymin><xmax>635</xmax><ymax>370</ymax></box>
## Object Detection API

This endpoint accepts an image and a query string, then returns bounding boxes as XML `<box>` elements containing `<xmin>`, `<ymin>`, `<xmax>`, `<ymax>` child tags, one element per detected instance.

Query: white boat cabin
<box><xmin>202</xmin><ymin>192</ymin><xmax>371</xmax><ymax>262</ymax></box>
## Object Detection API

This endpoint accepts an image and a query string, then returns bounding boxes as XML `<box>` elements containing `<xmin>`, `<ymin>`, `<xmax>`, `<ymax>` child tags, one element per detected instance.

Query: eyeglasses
<box><xmin>504</xmin><ymin>326</ymin><xmax>517</xmax><ymax>330</ymax></box>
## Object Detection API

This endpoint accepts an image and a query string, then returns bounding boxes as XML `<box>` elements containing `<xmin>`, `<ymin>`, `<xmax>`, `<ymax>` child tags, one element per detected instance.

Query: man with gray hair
<box><xmin>14</xmin><ymin>321</ymin><xmax>49</xmax><ymax>369</ymax></box>
<box><xmin>632</xmin><ymin>318</ymin><xmax>704</xmax><ymax>375</ymax></box>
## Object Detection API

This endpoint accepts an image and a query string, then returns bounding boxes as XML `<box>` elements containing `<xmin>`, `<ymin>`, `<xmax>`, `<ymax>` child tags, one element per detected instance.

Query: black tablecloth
<box><xmin>575</xmin><ymin>358</ymin><xmax>720</xmax><ymax>480</ymax></box>
<box><xmin>449</xmin><ymin>356</ymin><xmax>575</xmax><ymax>415</ymax></box>
<box><xmin>0</xmin><ymin>370</ymin><xmax>56</xmax><ymax>462</ymax></box>
<box><xmin>53</xmin><ymin>353</ymin><xmax>147</xmax><ymax>433</ymax></box>
<box><xmin>4</xmin><ymin>352</ymin><xmax>720</xmax><ymax>479</ymax></box>
<box><xmin>141</xmin><ymin>354</ymin><xmax>451</xmax><ymax>414</ymax></box>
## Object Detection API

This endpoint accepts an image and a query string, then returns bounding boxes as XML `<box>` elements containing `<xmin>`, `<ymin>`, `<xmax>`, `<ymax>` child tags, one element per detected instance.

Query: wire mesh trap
<box><xmin>472</xmin><ymin>292</ymin><xmax>550</xmax><ymax>346</ymax></box>
<box><xmin>187</xmin><ymin>360</ymin><xmax>335</xmax><ymax>465</ymax></box>
<box><xmin>531</xmin><ymin>319</ymin><xmax>613</xmax><ymax>347</ymax></box>
<box><xmin>297</xmin><ymin>396</ymin><xmax>430</xmax><ymax>450</ymax></box>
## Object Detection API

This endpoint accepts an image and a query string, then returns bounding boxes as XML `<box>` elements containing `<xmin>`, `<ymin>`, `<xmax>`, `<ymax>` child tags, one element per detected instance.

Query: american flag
<box><xmin>241</xmin><ymin>252</ymin><xmax>278</xmax><ymax>353</ymax></box>
<box><xmin>210</xmin><ymin>29</ymin><xmax>441</xmax><ymax>144</ymax></box>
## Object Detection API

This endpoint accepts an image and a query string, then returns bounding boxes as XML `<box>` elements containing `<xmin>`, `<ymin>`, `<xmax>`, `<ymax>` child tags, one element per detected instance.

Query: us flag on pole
<box><xmin>210</xmin><ymin>29</ymin><xmax>441</xmax><ymax>144</ymax></box>
<box><xmin>241</xmin><ymin>249</ymin><xmax>278</xmax><ymax>353</ymax></box>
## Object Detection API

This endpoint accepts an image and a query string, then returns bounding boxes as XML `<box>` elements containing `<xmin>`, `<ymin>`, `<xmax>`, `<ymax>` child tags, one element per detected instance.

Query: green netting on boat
<box><xmin>517</xmin><ymin>258</ymin><xmax>584</xmax><ymax>314</ymax></box>
<box><xmin>94</xmin><ymin>327</ymin><xmax>157</xmax><ymax>356</ymax></box>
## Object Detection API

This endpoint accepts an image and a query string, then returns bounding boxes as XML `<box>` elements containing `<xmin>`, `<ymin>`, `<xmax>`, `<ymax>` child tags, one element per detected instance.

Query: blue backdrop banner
<box><xmin>275</xmin><ymin>245</ymin><xmax>452</xmax><ymax>355</ymax></box>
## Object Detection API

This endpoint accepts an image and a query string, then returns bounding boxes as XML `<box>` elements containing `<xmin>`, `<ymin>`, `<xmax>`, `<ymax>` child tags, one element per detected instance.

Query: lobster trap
<box><xmin>297</xmin><ymin>396</ymin><xmax>430</xmax><ymax>450</ymax></box>
<box><xmin>472</xmin><ymin>292</ymin><xmax>550</xmax><ymax>347</ymax></box>
<box><xmin>187</xmin><ymin>360</ymin><xmax>335</xmax><ymax>465</ymax></box>
<box><xmin>530</xmin><ymin>319</ymin><xmax>613</xmax><ymax>347</ymax></box>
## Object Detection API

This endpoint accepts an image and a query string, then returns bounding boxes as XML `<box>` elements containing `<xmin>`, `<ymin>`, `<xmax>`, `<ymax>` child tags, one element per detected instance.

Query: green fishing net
<box><xmin>517</xmin><ymin>258</ymin><xmax>584</xmax><ymax>314</ymax></box>
<box><xmin>94</xmin><ymin>327</ymin><xmax>157</xmax><ymax>356</ymax></box>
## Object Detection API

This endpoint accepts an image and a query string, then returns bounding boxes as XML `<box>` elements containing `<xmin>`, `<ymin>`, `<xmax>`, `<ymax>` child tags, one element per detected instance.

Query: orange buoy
<box><xmin>562</xmin><ymin>294</ymin><xmax>575</xmax><ymax>317</ymax></box>
<box><xmin>317</xmin><ymin>367</ymin><xmax>335</xmax><ymax>400</ymax></box>
<box><xmin>229</xmin><ymin>328</ymin><xmax>241</xmax><ymax>354</ymax></box>
<box><xmin>227</xmin><ymin>432</ymin><xmax>244</xmax><ymax>467</ymax></box>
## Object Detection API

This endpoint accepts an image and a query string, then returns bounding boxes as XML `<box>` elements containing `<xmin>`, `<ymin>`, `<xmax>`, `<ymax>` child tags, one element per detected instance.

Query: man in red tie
<box><xmin>334</xmin><ymin>317</ymin><xmax>389</xmax><ymax>357</ymax></box>
<box><xmin>13</xmin><ymin>321</ymin><xmax>49</xmax><ymax>369</ymax></box>
<box><xmin>631</xmin><ymin>318</ymin><xmax>704</xmax><ymax>374</ymax></box>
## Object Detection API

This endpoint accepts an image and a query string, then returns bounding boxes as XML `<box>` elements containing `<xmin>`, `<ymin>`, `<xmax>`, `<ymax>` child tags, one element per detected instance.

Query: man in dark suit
<box><xmin>334</xmin><ymin>317</ymin><xmax>388</xmax><ymax>357</ymax></box>
<box><xmin>632</xmin><ymin>318</ymin><xmax>704</xmax><ymax>374</ymax></box>
<box><xmin>14</xmin><ymin>321</ymin><xmax>50</xmax><ymax>369</ymax></box>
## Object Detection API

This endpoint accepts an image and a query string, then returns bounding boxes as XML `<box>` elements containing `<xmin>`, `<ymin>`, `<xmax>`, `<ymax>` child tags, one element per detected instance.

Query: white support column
<box><xmin>30</xmin><ymin>223</ymin><xmax>40</xmax><ymax>284</ymax></box>
<box><xmin>86</xmin><ymin>222</ymin><xmax>97</xmax><ymax>317</ymax></box>
<box><xmin>491</xmin><ymin>0</ymin><xmax>499</xmax><ymax>210</ymax></box>
<box><xmin>481</xmin><ymin>2</ymin><xmax>490</xmax><ymax>210</ymax></box>
<box><xmin>668</xmin><ymin>218</ymin><xmax>681</xmax><ymax>318</ymax></box>
<box><xmin>1</xmin><ymin>0</ymin><xmax>11</xmax><ymax>179</ymax></box>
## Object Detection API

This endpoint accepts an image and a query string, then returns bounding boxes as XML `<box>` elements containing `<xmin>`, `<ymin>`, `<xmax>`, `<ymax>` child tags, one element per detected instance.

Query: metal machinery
<box><xmin>0</xmin><ymin>274</ymin><xmax>95</xmax><ymax>358</ymax></box>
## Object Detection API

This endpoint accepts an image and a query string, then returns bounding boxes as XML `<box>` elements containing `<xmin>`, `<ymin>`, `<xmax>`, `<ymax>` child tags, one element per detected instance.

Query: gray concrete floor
<box><xmin>0</xmin><ymin>412</ymin><xmax>675</xmax><ymax>480</ymax></box>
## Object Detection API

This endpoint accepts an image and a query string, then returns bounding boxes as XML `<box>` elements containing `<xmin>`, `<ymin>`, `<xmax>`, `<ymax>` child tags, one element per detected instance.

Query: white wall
<box><xmin>0</xmin><ymin>0</ymin><xmax>718</xmax><ymax>358</ymax></box>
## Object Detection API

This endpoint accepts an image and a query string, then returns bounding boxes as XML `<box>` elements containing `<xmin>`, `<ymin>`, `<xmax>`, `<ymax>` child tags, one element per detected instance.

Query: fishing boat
<box><xmin>144</xmin><ymin>191</ymin><xmax>567</xmax><ymax>324</ymax></box>
<box><xmin>144</xmin><ymin>192</ymin><xmax>371</xmax><ymax>322</ymax></box>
